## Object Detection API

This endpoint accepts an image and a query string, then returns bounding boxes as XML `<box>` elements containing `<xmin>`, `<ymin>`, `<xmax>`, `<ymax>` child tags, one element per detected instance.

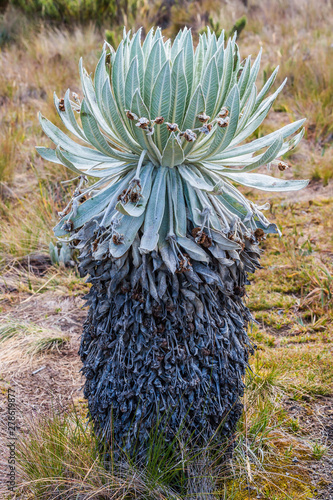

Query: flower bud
<box><xmin>197</xmin><ymin>112</ymin><xmax>210</xmax><ymax>123</ymax></box>
<box><xmin>59</xmin><ymin>98</ymin><xmax>65</xmax><ymax>112</ymax></box>
<box><xmin>182</xmin><ymin>129</ymin><xmax>197</xmax><ymax>142</ymax></box>
<box><xmin>166</xmin><ymin>122</ymin><xmax>179</xmax><ymax>132</ymax></box>
<box><xmin>217</xmin><ymin>116</ymin><xmax>230</xmax><ymax>128</ymax></box>
<box><xmin>218</xmin><ymin>107</ymin><xmax>229</xmax><ymax>118</ymax></box>
<box><xmin>136</xmin><ymin>117</ymin><xmax>150</xmax><ymax>129</ymax></box>
<box><xmin>126</xmin><ymin>110</ymin><xmax>138</xmax><ymax>120</ymax></box>
<box><xmin>154</xmin><ymin>116</ymin><xmax>165</xmax><ymax>125</ymax></box>
<box><xmin>278</xmin><ymin>161</ymin><xmax>289</xmax><ymax>171</ymax></box>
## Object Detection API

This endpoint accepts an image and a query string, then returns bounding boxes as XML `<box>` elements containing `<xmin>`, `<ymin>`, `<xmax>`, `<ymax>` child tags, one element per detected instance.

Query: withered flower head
<box><xmin>217</xmin><ymin>116</ymin><xmax>230</xmax><ymax>128</ymax></box>
<box><xmin>59</xmin><ymin>98</ymin><xmax>65</xmax><ymax>112</ymax></box>
<box><xmin>199</xmin><ymin>124</ymin><xmax>212</xmax><ymax>135</ymax></box>
<box><xmin>136</xmin><ymin>117</ymin><xmax>150</xmax><ymax>129</ymax></box>
<box><xmin>254</xmin><ymin>228</ymin><xmax>265</xmax><ymax>241</ymax></box>
<box><xmin>62</xmin><ymin>219</ymin><xmax>73</xmax><ymax>232</ymax></box>
<box><xmin>166</xmin><ymin>122</ymin><xmax>179</xmax><ymax>132</ymax></box>
<box><xmin>218</xmin><ymin>107</ymin><xmax>229</xmax><ymax>118</ymax></box>
<box><xmin>278</xmin><ymin>161</ymin><xmax>289</xmax><ymax>171</ymax></box>
<box><xmin>176</xmin><ymin>253</ymin><xmax>192</xmax><ymax>273</ymax></box>
<box><xmin>233</xmin><ymin>285</ymin><xmax>246</xmax><ymax>297</ymax></box>
<box><xmin>130</xmin><ymin>191</ymin><xmax>141</xmax><ymax>203</ymax></box>
<box><xmin>154</xmin><ymin>116</ymin><xmax>165</xmax><ymax>125</ymax></box>
<box><xmin>191</xmin><ymin>227</ymin><xmax>212</xmax><ymax>247</ymax></box>
<box><xmin>182</xmin><ymin>129</ymin><xmax>197</xmax><ymax>142</ymax></box>
<box><xmin>197</xmin><ymin>112</ymin><xmax>210</xmax><ymax>123</ymax></box>
<box><xmin>112</xmin><ymin>234</ymin><xmax>124</xmax><ymax>245</ymax></box>
<box><xmin>126</xmin><ymin>110</ymin><xmax>138</xmax><ymax>120</ymax></box>
<box><xmin>117</xmin><ymin>188</ymin><xmax>129</xmax><ymax>204</ymax></box>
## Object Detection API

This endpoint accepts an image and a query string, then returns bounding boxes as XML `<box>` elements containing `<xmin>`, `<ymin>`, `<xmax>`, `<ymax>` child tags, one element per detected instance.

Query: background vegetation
<box><xmin>0</xmin><ymin>0</ymin><xmax>332</xmax><ymax>498</ymax></box>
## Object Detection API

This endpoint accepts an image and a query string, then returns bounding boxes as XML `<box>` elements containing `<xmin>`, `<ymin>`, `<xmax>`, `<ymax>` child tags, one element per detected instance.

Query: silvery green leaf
<box><xmin>193</xmin><ymin>35</ymin><xmax>204</xmax><ymax>87</ymax></box>
<box><xmin>94</xmin><ymin>50</ymin><xmax>108</xmax><ymax>106</ymax></box>
<box><xmin>54</xmin><ymin>91</ymin><xmax>86</xmax><ymax>142</ymax></box>
<box><xmin>232</xmin><ymin>79</ymin><xmax>287</xmax><ymax>146</ymax></box>
<box><xmin>203</xmin><ymin>85</ymin><xmax>240</xmax><ymax>159</ymax></box>
<box><xmin>112</xmin><ymin>40</ymin><xmax>126</xmax><ymax>116</ymax></box>
<box><xmin>236</xmin><ymin>84</ymin><xmax>257</xmax><ymax>134</ymax></box>
<box><xmin>215</xmin><ymin>43</ymin><xmax>224</xmax><ymax>79</ymax></box>
<box><xmin>253</xmin><ymin>66</ymin><xmax>279</xmax><ymax>112</ymax></box>
<box><xmin>278</xmin><ymin>128</ymin><xmax>304</xmax><ymax>156</ymax></box>
<box><xmin>176</xmin><ymin>236</ymin><xmax>209</xmax><ymax>263</ymax></box>
<box><xmin>101</xmin><ymin>79</ymin><xmax>141</xmax><ymax>153</ymax></box>
<box><xmin>36</xmin><ymin>147</ymin><xmax>63</xmax><ymax>164</ymax></box>
<box><xmin>125</xmin><ymin>56</ymin><xmax>140</xmax><ymax>109</ymax></box>
<box><xmin>130</xmin><ymin>29</ymin><xmax>144</xmax><ymax>90</ymax></box>
<box><xmin>55</xmin><ymin>146</ymin><xmax>86</xmax><ymax>175</ymax></box>
<box><xmin>171</xmin><ymin>29</ymin><xmax>183</xmax><ymax>61</ymax></box>
<box><xmin>122</xmin><ymin>33</ymin><xmax>131</xmax><ymax>76</ymax></box>
<box><xmin>168</xmin><ymin>169</ymin><xmax>186</xmax><ymax>237</ymax></box>
<box><xmin>254</xmin><ymin>220</ymin><xmax>281</xmax><ymax>235</ymax></box>
<box><xmin>238</xmin><ymin>56</ymin><xmax>251</xmax><ymax>100</ymax></box>
<box><xmin>109</xmin><ymin>213</ymin><xmax>145</xmax><ymax>258</ymax></box>
<box><xmin>142</xmin><ymin>27</ymin><xmax>154</xmax><ymax>63</ymax></box>
<box><xmin>116</xmin><ymin>162</ymin><xmax>154</xmax><ymax>216</ymax></box>
<box><xmin>80</xmin><ymin>100</ymin><xmax>133</xmax><ymax>161</ymax></box>
<box><xmin>140</xmin><ymin>167</ymin><xmax>168</xmax><ymax>252</ymax></box>
<box><xmin>131</xmin><ymin>89</ymin><xmax>155</xmax><ymax>154</ymax></box>
<box><xmin>240</xmin><ymin>47</ymin><xmax>262</xmax><ymax>108</ymax></box>
<box><xmin>254</xmin><ymin>77</ymin><xmax>287</xmax><ymax>119</ymax></box>
<box><xmin>217</xmin><ymin>29</ymin><xmax>225</xmax><ymax>48</ymax></box>
<box><xmin>79</xmin><ymin>59</ymin><xmax>115</xmax><ymax>138</ymax></box>
<box><xmin>182</xmin><ymin>84</ymin><xmax>205</xmax><ymax>131</ymax></box>
<box><xmin>201</xmin><ymin>56</ymin><xmax>219</xmax><ymax>117</ymax></box>
<box><xmin>213</xmin><ymin>38</ymin><xmax>234</xmax><ymax>116</ymax></box>
<box><xmin>183</xmin><ymin>183</ymin><xmax>202</xmax><ymax>226</ymax></box>
<box><xmin>220</xmin><ymin>136</ymin><xmax>283</xmax><ymax>173</ymax></box>
<box><xmin>144</xmin><ymin>38</ymin><xmax>165</xmax><ymax>108</ymax></box>
<box><xmin>54</xmin><ymin>172</ymin><xmax>132</xmax><ymax>236</ymax></box>
<box><xmin>37</xmin><ymin>146</ymin><xmax>128</xmax><ymax>177</ymax></box>
<box><xmin>161</xmin><ymin>133</ymin><xmax>185</xmax><ymax>168</ymax></box>
<box><xmin>222</xmin><ymin>172</ymin><xmax>309</xmax><ymax>191</ymax></box>
<box><xmin>183</xmin><ymin>30</ymin><xmax>194</xmax><ymax>98</ymax></box>
<box><xmin>178</xmin><ymin>164</ymin><xmax>213</xmax><ymax>191</ymax></box>
<box><xmin>39</xmin><ymin>113</ymin><xmax>111</xmax><ymax>162</ymax></box>
<box><xmin>214</xmin><ymin>119</ymin><xmax>306</xmax><ymax>161</ymax></box>
<box><xmin>170</xmin><ymin>50</ymin><xmax>188</xmax><ymax>125</ymax></box>
<box><xmin>150</xmin><ymin>60</ymin><xmax>171</xmax><ymax>151</ymax></box>
<box><xmin>210</xmin><ymin>229</ymin><xmax>241</xmax><ymax>250</ymax></box>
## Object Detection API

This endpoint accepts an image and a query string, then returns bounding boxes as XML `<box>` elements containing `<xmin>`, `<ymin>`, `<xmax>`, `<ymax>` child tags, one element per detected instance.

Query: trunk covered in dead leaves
<box><xmin>77</xmin><ymin>226</ymin><xmax>258</xmax><ymax>452</ymax></box>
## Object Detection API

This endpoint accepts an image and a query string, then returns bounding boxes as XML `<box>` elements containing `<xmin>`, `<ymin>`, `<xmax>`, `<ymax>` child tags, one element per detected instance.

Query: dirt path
<box><xmin>0</xmin><ymin>287</ymin><xmax>86</xmax><ymax>494</ymax></box>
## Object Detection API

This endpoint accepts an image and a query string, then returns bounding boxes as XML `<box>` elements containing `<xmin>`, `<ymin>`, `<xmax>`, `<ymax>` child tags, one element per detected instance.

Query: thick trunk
<box><xmin>77</xmin><ymin>231</ymin><xmax>258</xmax><ymax>452</ymax></box>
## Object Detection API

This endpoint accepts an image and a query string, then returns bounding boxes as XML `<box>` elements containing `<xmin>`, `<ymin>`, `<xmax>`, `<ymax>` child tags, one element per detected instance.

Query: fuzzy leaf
<box><xmin>109</xmin><ymin>213</ymin><xmax>145</xmax><ymax>258</ymax></box>
<box><xmin>222</xmin><ymin>172</ymin><xmax>309</xmax><ymax>191</ymax></box>
<box><xmin>176</xmin><ymin>236</ymin><xmax>209</xmax><ymax>263</ymax></box>
<box><xmin>115</xmin><ymin>162</ymin><xmax>154</xmax><ymax>216</ymax></box>
<box><xmin>170</xmin><ymin>50</ymin><xmax>188</xmax><ymax>125</ymax></box>
<box><xmin>161</xmin><ymin>133</ymin><xmax>185</xmax><ymax>168</ymax></box>
<box><xmin>150</xmin><ymin>60</ymin><xmax>171</xmax><ymax>151</ymax></box>
<box><xmin>140</xmin><ymin>167</ymin><xmax>168</xmax><ymax>252</ymax></box>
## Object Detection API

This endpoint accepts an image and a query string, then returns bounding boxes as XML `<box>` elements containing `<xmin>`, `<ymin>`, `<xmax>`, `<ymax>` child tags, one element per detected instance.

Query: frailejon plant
<box><xmin>38</xmin><ymin>26</ymin><xmax>307</xmax><ymax>451</ymax></box>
